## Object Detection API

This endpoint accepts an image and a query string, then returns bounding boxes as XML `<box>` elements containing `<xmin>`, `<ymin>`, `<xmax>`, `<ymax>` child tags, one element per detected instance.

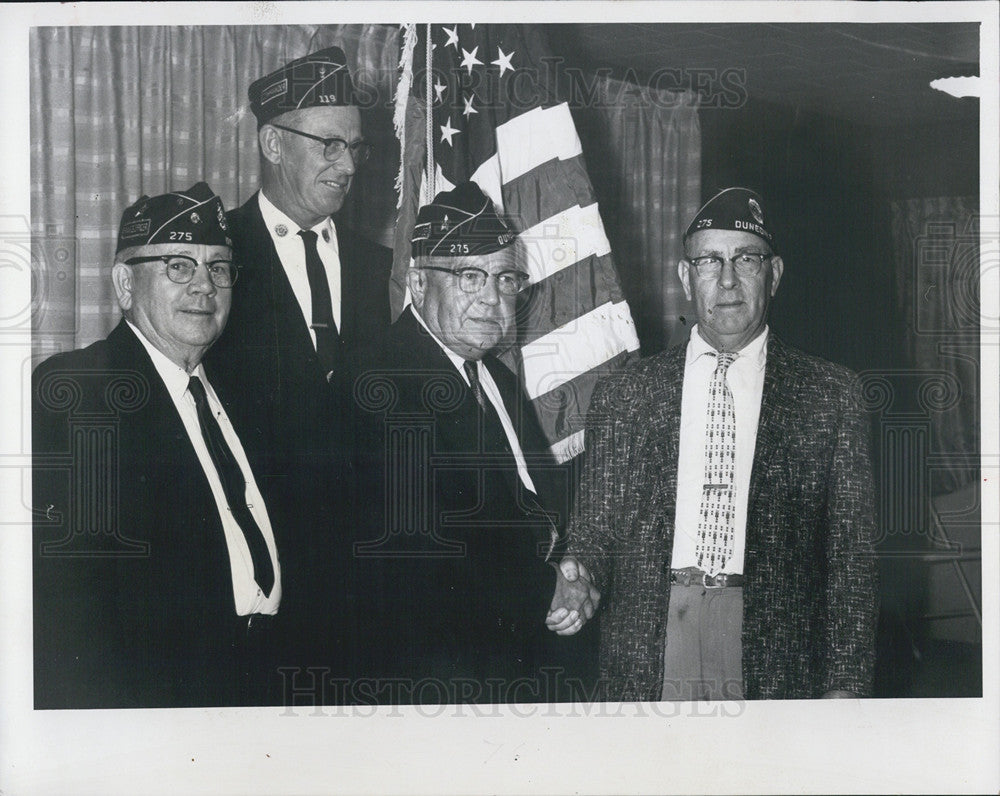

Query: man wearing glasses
<box><xmin>32</xmin><ymin>184</ymin><xmax>285</xmax><ymax>707</ymax></box>
<box><xmin>552</xmin><ymin>187</ymin><xmax>878</xmax><ymax>701</ymax></box>
<box><xmin>350</xmin><ymin>182</ymin><xmax>575</xmax><ymax>703</ymax></box>
<box><xmin>208</xmin><ymin>47</ymin><xmax>392</xmax><ymax>681</ymax></box>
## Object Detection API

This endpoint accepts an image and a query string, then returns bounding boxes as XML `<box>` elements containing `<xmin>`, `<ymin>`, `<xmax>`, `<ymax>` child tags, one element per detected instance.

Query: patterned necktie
<box><xmin>297</xmin><ymin>229</ymin><xmax>339</xmax><ymax>376</ymax></box>
<box><xmin>696</xmin><ymin>352</ymin><xmax>737</xmax><ymax>573</ymax></box>
<box><xmin>188</xmin><ymin>376</ymin><xmax>274</xmax><ymax>597</ymax></box>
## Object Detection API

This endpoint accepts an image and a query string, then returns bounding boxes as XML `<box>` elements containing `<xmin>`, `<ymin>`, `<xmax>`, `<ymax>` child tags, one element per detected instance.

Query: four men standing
<box><xmin>31</xmin><ymin>44</ymin><xmax>879</xmax><ymax>706</ymax></box>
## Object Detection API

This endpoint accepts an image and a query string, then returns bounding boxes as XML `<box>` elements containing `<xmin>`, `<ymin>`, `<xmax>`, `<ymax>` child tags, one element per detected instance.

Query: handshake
<box><xmin>546</xmin><ymin>557</ymin><xmax>601</xmax><ymax>636</ymax></box>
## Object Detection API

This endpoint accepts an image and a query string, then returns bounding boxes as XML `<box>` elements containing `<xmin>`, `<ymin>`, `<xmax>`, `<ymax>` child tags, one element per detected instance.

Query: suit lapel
<box><xmin>644</xmin><ymin>345</ymin><xmax>686</xmax><ymax>514</ymax></box>
<box><xmin>481</xmin><ymin>354</ymin><xmax>555</xmax><ymax>502</ymax></box>
<box><xmin>107</xmin><ymin>321</ymin><xmax>186</xmax><ymax>441</ymax></box>
<box><xmin>748</xmin><ymin>335</ymin><xmax>800</xmax><ymax>513</ymax></box>
<box><xmin>107</xmin><ymin>321</ymin><xmax>235</xmax><ymax>594</ymax></box>
<box><xmin>337</xmin><ymin>224</ymin><xmax>358</xmax><ymax>342</ymax></box>
<box><xmin>240</xmin><ymin>194</ymin><xmax>328</xmax><ymax>385</ymax></box>
<box><xmin>254</xmin><ymin>196</ymin><xmax>318</xmax><ymax>355</ymax></box>
<box><xmin>396</xmin><ymin>309</ymin><xmax>481</xmax><ymax>441</ymax></box>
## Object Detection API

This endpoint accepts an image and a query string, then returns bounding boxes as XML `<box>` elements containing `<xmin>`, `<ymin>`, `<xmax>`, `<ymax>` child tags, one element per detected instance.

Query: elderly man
<box><xmin>550</xmin><ymin>187</ymin><xmax>878</xmax><ymax>701</ymax></box>
<box><xmin>350</xmin><ymin>182</ymin><xmax>580</xmax><ymax>703</ymax></box>
<box><xmin>32</xmin><ymin>184</ymin><xmax>287</xmax><ymax>708</ymax></box>
<box><xmin>208</xmin><ymin>48</ymin><xmax>393</xmax><ymax>614</ymax></box>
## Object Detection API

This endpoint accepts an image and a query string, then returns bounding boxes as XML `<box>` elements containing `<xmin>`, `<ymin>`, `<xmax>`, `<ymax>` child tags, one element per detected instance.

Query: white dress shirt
<box><xmin>126</xmin><ymin>321</ymin><xmax>282</xmax><ymax>615</ymax></box>
<box><xmin>410</xmin><ymin>307</ymin><xmax>537</xmax><ymax>493</ymax></box>
<box><xmin>258</xmin><ymin>189</ymin><xmax>342</xmax><ymax>344</ymax></box>
<box><xmin>670</xmin><ymin>324</ymin><xmax>768</xmax><ymax>575</ymax></box>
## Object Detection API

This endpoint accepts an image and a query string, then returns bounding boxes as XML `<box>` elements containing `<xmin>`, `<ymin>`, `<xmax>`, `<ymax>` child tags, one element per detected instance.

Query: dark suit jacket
<box><xmin>348</xmin><ymin>308</ymin><xmax>579</xmax><ymax>701</ymax></box>
<box><xmin>567</xmin><ymin>335</ymin><xmax>879</xmax><ymax>700</ymax></box>
<box><xmin>206</xmin><ymin>193</ymin><xmax>393</xmax><ymax>673</ymax></box>
<box><xmin>32</xmin><ymin>321</ymin><xmax>283</xmax><ymax>708</ymax></box>
<box><xmin>209</xmin><ymin>191</ymin><xmax>392</xmax><ymax>462</ymax></box>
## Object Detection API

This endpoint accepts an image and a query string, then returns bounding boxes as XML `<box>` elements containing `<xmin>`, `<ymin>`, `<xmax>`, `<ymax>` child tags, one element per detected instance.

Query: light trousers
<box><xmin>661</xmin><ymin>583</ymin><xmax>744</xmax><ymax>701</ymax></box>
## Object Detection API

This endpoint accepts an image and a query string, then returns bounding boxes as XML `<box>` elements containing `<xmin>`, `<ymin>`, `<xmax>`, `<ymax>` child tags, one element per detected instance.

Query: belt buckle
<box><xmin>702</xmin><ymin>571</ymin><xmax>726</xmax><ymax>589</ymax></box>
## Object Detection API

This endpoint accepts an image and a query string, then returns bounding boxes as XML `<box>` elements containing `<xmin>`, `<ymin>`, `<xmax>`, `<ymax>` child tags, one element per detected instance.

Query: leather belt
<box><xmin>670</xmin><ymin>567</ymin><xmax>745</xmax><ymax>589</ymax></box>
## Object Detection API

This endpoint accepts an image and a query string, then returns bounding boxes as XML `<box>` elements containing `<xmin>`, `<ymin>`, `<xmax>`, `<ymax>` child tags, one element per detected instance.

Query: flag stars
<box><xmin>462</xmin><ymin>94</ymin><xmax>478</xmax><ymax>118</ymax></box>
<box><xmin>460</xmin><ymin>46</ymin><xmax>483</xmax><ymax>75</ymax></box>
<box><xmin>492</xmin><ymin>47</ymin><xmax>515</xmax><ymax>76</ymax></box>
<box><xmin>439</xmin><ymin>117</ymin><xmax>460</xmax><ymax>146</ymax></box>
<box><xmin>442</xmin><ymin>26</ymin><xmax>459</xmax><ymax>50</ymax></box>
<box><xmin>434</xmin><ymin>79</ymin><xmax>447</xmax><ymax>103</ymax></box>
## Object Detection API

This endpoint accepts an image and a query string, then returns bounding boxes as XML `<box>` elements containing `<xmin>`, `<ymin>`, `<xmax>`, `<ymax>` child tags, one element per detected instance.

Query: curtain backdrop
<box><xmin>30</xmin><ymin>26</ymin><xmax>701</xmax><ymax>361</ymax></box>
<box><xmin>30</xmin><ymin>25</ymin><xmax>401</xmax><ymax>359</ymax></box>
<box><xmin>889</xmin><ymin>195</ymin><xmax>979</xmax><ymax>496</ymax></box>
<box><xmin>575</xmin><ymin>76</ymin><xmax>701</xmax><ymax>354</ymax></box>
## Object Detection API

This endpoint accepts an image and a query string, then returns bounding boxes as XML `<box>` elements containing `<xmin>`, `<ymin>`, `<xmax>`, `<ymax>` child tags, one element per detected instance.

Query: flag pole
<box><xmin>393</xmin><ymin>24</ymin><xmax>418</xmax><ymax>208</ymax></box>
<box><xmin>424</xmin><ymin>23</ymin><xmax>435</xmax><ymax>202</ymax></box>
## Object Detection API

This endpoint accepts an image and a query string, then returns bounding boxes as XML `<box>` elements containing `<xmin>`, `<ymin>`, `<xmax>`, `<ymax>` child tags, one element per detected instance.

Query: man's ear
<box><xmin>258</xmin><ymin>125</ymin><xmax>282</xmax><ymax>165</ymax></box>
<box><xmin>406</xmin><ymin>267</ymin><xmax>427</xmax><ymax>309</ymax></box>
<box><xmin>677</xmin><ymin>259</ymin><xmax>693</xmax><ymax>302</ymax></box>
<box><xmin>111</xmin><ymin>263</ymin><xmax>134</xmax><ymax>311</ymax></box>
<box><xmin>768</xmin><ymin>255</ymin><xmax>784</xmax><ymax>296</ymax></box>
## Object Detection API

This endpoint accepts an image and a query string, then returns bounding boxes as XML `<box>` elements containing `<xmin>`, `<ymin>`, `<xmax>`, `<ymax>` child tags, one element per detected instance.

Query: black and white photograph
<box><xmin>1</xmin><ymin>1</ymin><xmax>997</xmax><ymax>793</ymax></box>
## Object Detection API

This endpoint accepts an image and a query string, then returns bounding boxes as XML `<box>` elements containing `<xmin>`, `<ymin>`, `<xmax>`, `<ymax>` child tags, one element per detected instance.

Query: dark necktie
<box><xmin>463</xmin><ymin>359</ymin><xmax>488</xmax><ymax>411</ymax></box>
<box><xmin>297</xmin><ymin>229</ymin><xmax>339</xmax><ymax>376</ymax></box>
<box><xmin>696</xmin><ymin>352</ymin><xmax>737</xmax><ymax>573</ymax></box>
<box><xmin>464</xmin><ymin>362</ymin><xmax>554</xmax><ymax>557</ymax></box>
<box><xmin>464</xmin><ymin>359</ymin><xmax>515</xmax><ymax>459</ymax></box>
<box><xmin>188</xmin><ymin>376</ymin><xmax>274</xmax><ymax>597</ymax></box>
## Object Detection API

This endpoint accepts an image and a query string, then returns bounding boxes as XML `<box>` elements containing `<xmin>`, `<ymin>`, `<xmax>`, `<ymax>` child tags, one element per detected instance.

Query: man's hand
<box><xmin>546</xmin><ymin>557</ymin><xmax>601</xmax><ymax>636</ymax></box>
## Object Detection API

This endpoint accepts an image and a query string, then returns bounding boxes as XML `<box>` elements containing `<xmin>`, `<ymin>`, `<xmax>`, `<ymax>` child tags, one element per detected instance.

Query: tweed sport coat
<box><xmin>567</xmin><ymin>334</ymin><xmax>878</xmax><ymax>700</ymax></box>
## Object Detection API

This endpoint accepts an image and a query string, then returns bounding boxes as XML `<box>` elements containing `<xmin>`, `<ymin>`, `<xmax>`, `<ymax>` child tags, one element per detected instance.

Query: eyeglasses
<box><xmin>688</xmin><ymin>252</ymin><xmax>773</xmax><ymax>278</ymax></box>
<box><xmin>419</xmin><ymin>266</ymin><xmax>530</xmax><ymax>296</ymax></box>
<box><xmin>270</xmin><ymin>123</ymin><xmax>373</xmax><ymax>165</ymax></box>
<box><xmin>124</xmin><ymin>255</ymin><xmax>239</xmax><ymax>288</ymax></box>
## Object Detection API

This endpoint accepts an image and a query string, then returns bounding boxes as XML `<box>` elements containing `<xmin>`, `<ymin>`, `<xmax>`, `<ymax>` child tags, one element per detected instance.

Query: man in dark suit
<box><xmin>350</xmin><ymin>182</ymin><xmax>581</xmax><ymax>704</ymax></box>
<box><xmin>207</xmin><ymin>48</ymin><xmax>393</xmax><ymax>671</ymax></box>
<box><xmin>33</xmin><ymin>183</ymin><xmax>287</xmax><ymax>708</ymax></box>
<box><xmin>550</xmin><ymin>188</ymin><xmax>878</xmax><ymax>700</ymax></box>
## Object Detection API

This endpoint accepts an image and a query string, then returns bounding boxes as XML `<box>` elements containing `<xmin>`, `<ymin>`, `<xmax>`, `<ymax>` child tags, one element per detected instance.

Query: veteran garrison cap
<box><xmin>116</xmin><ymin>182</ymin><xmax>231</xmax><ymax>254</ymax></box>
<box><xmin>684</xmin><ymin>187</ymin><xmax>776</xmax><ymax>250</ymax></box>
<box><xmin>248</xmin><ymin>46</ymin><xmax>358</xmax><ymax>127</ymax></box>
<box><xmin>412</xmin><ymin>181</ymin><xmax>517</xmax><ymax>259</ymax></box>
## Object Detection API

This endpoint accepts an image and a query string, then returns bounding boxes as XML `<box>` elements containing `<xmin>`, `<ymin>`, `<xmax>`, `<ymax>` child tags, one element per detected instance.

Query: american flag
<box><xmin>393</xmin><ymin>23</ymin><xmax>640</xmax><ymax>463</ymax></box>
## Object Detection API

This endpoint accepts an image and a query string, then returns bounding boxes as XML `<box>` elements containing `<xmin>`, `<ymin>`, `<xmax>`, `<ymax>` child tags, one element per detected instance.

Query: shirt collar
<box><xmin>688</xmin><ymin>323</ymin><xmax>769</xmax><ymax>370</ymax></box>
<box><xmin>124</xmin><ymin>319</ymin><xmax>207</xmax><ymax>401</ymax></box>
<box><xmin>258</xmin><ymin>189</ymin><xmax>337</xmax><ymax>249</ymax></box>
<box><xmin>409</xmin><ymin>305</ymin><xmax>474</xmax><ymax>380</ymax></box>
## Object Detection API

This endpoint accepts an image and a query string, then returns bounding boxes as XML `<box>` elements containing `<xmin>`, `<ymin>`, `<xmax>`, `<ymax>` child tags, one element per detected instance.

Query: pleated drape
<box><xmin>889</xmin><ymin>195</ymin><xmax>979</xmax><ymax>496</ymax></box>
<box><xmin>30</xmin><ymin>25</ymin><xmax>401</xmax><ymax>357</ymax></box>
<box><xmin>587</xmin><ymin>76</ymin><xmax>701</xmax><ymax>353</ymax></box>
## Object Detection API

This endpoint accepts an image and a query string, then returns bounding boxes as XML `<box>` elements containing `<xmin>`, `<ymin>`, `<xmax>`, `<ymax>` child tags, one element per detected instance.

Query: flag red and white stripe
<box><xmin>393</xmin><ymin>23</ymin><xmax>640</xmax><ymax>463</ymax></box>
